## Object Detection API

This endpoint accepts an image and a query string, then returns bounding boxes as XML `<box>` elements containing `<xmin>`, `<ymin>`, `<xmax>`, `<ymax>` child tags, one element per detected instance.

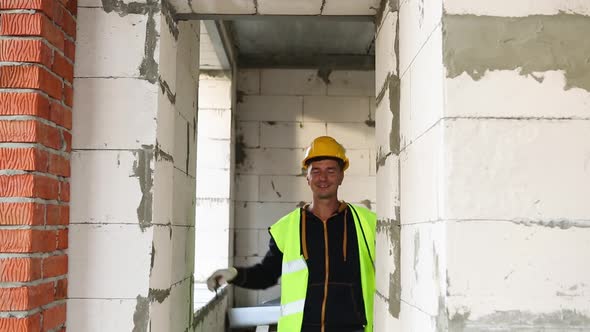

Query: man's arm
<box><xmin>230</xmin><ymin>234</ymin><xmax>283</xmax><ymax>290</ymax></box>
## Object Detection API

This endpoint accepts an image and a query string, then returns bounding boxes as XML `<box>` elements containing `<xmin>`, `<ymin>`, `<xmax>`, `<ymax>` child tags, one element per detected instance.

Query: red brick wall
<box><xmin>0</xmin><ymin>0</ymin><xmax>76</xmax><ymax>331</ymax></box>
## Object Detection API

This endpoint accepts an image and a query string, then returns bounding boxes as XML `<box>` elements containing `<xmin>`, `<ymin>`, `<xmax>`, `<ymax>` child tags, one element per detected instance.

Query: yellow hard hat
<box><xmin>302</xmin><ymin>136</ymin><xmax>349</xmax><ymax>171</ymax></box>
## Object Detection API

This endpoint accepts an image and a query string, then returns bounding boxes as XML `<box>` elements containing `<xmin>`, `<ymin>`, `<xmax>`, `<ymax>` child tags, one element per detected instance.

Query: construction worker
<box><xmin>206</xmin><ymin>136</ymin><xmax>376</xmax><ymax>332</ymax></box>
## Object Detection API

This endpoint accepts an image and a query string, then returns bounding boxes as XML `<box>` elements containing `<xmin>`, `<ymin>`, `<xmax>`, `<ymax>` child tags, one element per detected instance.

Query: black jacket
<box><xmin>231</xmin><ymin>203</ymin><xmax>366</xmax><ymax>332</ymax></box>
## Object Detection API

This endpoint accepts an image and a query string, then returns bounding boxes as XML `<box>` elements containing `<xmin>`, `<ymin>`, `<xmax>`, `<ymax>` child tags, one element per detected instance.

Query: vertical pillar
<box><xmin>0</xmin><ymin>0</ymin><xmax>76</xmax><ymax>330</ymax></box>
<box><xmin>69</xmin><ymin>1</ymin><xmax>199</xmax><ymax>330</ymax></box>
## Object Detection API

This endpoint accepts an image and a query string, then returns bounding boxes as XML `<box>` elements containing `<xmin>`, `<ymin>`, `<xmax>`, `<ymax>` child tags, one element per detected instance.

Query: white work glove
<box><xmin>206</xmin><ymin>267</ymin><xmax>238</xmax><ymax>291</ymax></box>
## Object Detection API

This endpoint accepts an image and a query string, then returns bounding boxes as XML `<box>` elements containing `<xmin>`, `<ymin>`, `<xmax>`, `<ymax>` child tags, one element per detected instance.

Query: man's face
<box><xmin>306</xmin><ymin>159</ymin><xmax>344</xmax><ymax>200</ymax></box>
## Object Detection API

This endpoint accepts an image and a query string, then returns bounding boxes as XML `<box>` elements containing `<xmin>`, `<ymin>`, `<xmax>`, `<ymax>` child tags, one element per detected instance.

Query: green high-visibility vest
<box><xmin>269</xmin><ymin>204</ymin><xmax>376</xmax><ymax>332</ymax></box>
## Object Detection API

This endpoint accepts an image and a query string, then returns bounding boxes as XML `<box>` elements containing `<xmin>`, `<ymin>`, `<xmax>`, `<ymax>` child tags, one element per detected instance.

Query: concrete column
<box><xmin>70</xmin><ymin>1</ymin><xmax>199</xmax><ymax>330</ymax></box>
<box><xmin>375</xmin><ymin>0</ymin><xmax>590</xmax><ymax>330</ymax></box>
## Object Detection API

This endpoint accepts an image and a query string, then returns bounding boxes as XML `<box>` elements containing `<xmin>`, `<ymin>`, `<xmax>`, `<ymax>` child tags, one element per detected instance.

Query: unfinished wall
<box><xmin>442</xmin><ymin>1</ymin><xmax>590</xmax><ymax>330</ymax></box>
<box><xmin>70</xmin><ymin>1</ymin><xmax>199</xmax><ymax>330</ymax></box>
<box><xmin>375</xmin><ymin>0</ymin><xmax>590</xmax><ymax>331</ymax></box>
<box><xmin>374</xmin><ymin>0</ymin><xmax>446</xmax><ymax>330</ymax></box>
<box><xmin>193</xmin><ymin>71</ymin><xmax>234</xmax><ymax>312</ymax></box>
<box><xmin>233</xmin><ymin>68</ymin><xmax>376</xmax><ymax>307</ymax></box>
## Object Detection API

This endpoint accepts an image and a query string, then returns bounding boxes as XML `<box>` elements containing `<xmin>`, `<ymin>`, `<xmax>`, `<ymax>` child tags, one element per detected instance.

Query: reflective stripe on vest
<box><xmin>282</xmin><ymin>257</ymin><xmax>307</xmax><ymax>275</ymax></box>
<box><xmin>281</xmin><ymin>298</ymin><xmax>306</xmax><ymax>317</ymax></box>
<box><xmin>270</xmin><ymin>205</ymin><xmax>377</xmax><ymax>332</ymax></box>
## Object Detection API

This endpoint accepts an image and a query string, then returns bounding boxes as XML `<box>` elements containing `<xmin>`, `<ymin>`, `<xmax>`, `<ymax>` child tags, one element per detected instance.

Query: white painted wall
<box><xmin>233</xmin><ymin>68</ymin><xmax>376</xmax><ymax>307</ymax></box>
<box><xmin>70</xmin><ymin>2</ymin><xmax>200</xmax><ymax>330</ymax></box>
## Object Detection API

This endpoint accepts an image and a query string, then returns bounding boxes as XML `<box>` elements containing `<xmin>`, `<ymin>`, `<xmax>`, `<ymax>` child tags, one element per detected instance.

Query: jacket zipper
<box><xmin>321</xmin><ymin>219</ymin><xmax>329</xmax><ymax>332</ymax></box>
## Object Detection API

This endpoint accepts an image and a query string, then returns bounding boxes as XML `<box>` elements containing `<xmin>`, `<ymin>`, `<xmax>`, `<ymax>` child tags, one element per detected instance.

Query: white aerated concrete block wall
<box><xmin>375</xmin><ymin>0</ymin><xmax>446</xmax><ymax>330</ymax></box>
<box><xmin>194</xmin><ymin>71</ymin><xmax>234</xmax><ymax>311</ymax></box>
<box><xmin>70</xmin><ymin>2</ymin><xmax>200</xmax><ymax>330</ymax></box>
<box><xmin>233</xmin><ymin>69</ymin><xmax>376</xmax><ymax>307</ymax></box>
<box><xmin>441</xmin><ymin>1</ymin><xmax>590</xmax><ymax>330</ymax></box>
<box><xmin>376</xmin><ymin>0</ymin><xmax>590</xmax><ymax>330</ymax></box>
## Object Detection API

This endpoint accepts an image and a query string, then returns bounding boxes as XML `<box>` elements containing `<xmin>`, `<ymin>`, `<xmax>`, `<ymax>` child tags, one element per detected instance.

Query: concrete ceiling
<box><xmin>172</xmin><ymin>0</ymin><xmax>380</xmax><ymax>16</ymax></box>
<box><xmin>230</xmin><ymin>18</ymin><xmax>375</xmax><ymax>69</ymax></box>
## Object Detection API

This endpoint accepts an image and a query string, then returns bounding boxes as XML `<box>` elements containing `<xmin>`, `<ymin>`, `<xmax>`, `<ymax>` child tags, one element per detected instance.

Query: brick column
<box><xmin>0</xmin><ymin>0</ymin><xmax>76</xmax><ymax>331</ymax></box>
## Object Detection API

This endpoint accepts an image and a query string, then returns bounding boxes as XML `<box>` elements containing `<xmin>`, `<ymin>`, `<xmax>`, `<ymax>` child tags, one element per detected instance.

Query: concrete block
<box><xmin>446</xmin><ymin>70</ymin><xmax>590</xmax><ymax>119</ymax></box>
<box><xmin>67</xmin><ymin>299</ymin><xmax>136</xmax><ymax>332</ymax></box>
<box><xmin>199</xmin><ymin>78</ymin><xmax>232</xmax><ymax>109</ymax></box>
<box><xmin>343</xmin><ymin>149</ymin><xmax>372</xmax><ymax>176</ymax></box>
<box><xmin>199</xmin><ymin>109</ymin><xmax>232</xmax><ymax>140</ymax></box>
<box><xmin>375</xmin><ymin>91</ymin><xmax>393</xmax><ymax>156</ymax></box>
<box><xmin>235</xmin><ymin>229</ymin><xmax>260</xmax><ymax>257</ymax></box>
<box><xmin>156</xmin><ymin>88</ymin><xmax>177</xmax><ymax>156</ymax></box>
<box><xmin>190</xmin><ymin>0</ymin><xmax>256</xmax><ymax>14</ymax></box>
<box><xmin>401</xmin><ymin>123</ymin><xmax>442</xmax><ymax>225</ymax></box>
<box><xmin>322</xmin><ymin>0</ymin><xmax>380</xmax><ymax>15</ymax></box>
<box><xmin>259</xmin><ymin>176</ymin><xmax>309</xmax><ymax>202</ymax></box>
<box><xmin>197</xmin><ymin>138</ymin><xmax>231</xmax><ymax>170</ymax></box>
<box><xmin>373</xmin><ymin>293</ymin><xmax>402</xmax><ymax>332</ymax></box>
<box><xmin>69</xmin><ymin>224</ymin><xmax>152</xmax><ymax>298</ymax></box>
<box><xmin>260</xmin><ymin>122</ymin><xmax>326</xmax><ymax>149</ymax></box>
<box><xmin>400</xmin><ymin>301</ymin><xmax>437</xmax><ymax>332</ymax></box>
<box><xmin>327</xmin><ymin>70</ymin><xmax>375</xmax><ymax>97</ymax></box>
<box><xmin>234</xmin><ymin>202</ymin><xmax>298</xmax><ymax>230</ymax></box>
<box><xmin>170</xmin><ymin>228</ymin><xmax>194</xmax><ymax>283</ymax></box>
<box><xmin>196</xmin><ymin>198</ymin><xmax>231</xmax><ymax>231</ymax></box>
<box><xmin>157</xmin><ymin>15</ymin><xmax>178</xmax><ymax>96</ymax></box>
<box><xmin>174</xmin><ymin>57</ymin><xmax>198</xmax><ymax>125</ymax></box>
<box><xmin>260</xmin><ymin>69</ymin><xmax>327</xmax><ymax>96</ymax></box>
<box><xmin>443</xmin><ymin>0</ymin><xmax>590</xmax><ymax>16</ymax></box>
<box><xmin>172</xmin><ymin>168</ymin><xmax>196</xmax><ymax>226</ymax></box>
<box><xmin>442</xmin><ymin>119</ymin><xmax>590</xmax><ymax>221</ymax></box>
<box><xmin>446</xmin><ymin>220</ymin><xmax>590</xmax><ymax>319</ymax></box>
<box><xmin>376</xmin><ymin>10</ymin><xmax>398</xmax><ymax>90</ymax></box>
<box><xmin>238</xmin><ymin>95</ymin><xmax>303</xmax><ymax>122</ymax></box>
<box><xmin>257</xmin><ymin>0</ymin><xmax>322</xmax><ymax>15</ymax></box>
<box><xmin>73</xmin><ymin>78</ymin><xmax>158</xmax><ymax>149</ymax></box>
<box><xmin>196</xmin><ymin>168</ymin><xmax>230</xmax><ymax>198</ymax></box>
<box><xmin>404</xmin><ymin>27</ymin><xmax>443</xmax><ymax>144</ymax></box>
<box><xmin>303</xmin><ymin>96</ymin><xmax>371</xmax><ymax>122</ymax></box>
<box><xmin>235</xmin><ymin>175</ymin><xmax>259</xmax><ymax>202</ymax></box>
<box><xmin>339</xmin><ymin>175</ymin><xmax>376</xmax><ymax>203</ymax></box>
<box><xmin>237</xmin><ymin>121</ymin><xmax>260</xmax><ymax>148</ymax></box>
<box><xmin>173</xmin><ymin>113</ymin><xmax>190</xmax><ymax>173</ymax></box>
<box><xmin>150</xmin><ymin>225</ymin><xmax>173</xmax><ymax>289</ymax></box>
<box><xmin>152</xmin><ymin>159</ymin><xmax>174</xmax><ymax>225</ymax></box>
<box><xmin>237</xmin><ymin>148</ymin><xmax>305</xmax><ymax>176</ymax></box>
<box><xmin>375</xmin><ymin>223</ymin><xmax>396</xmax><ymax>297</ymax></box>
<box><xmin>71</xmin><ymin>150</ymin><xmax>144</xmax><ymax>224</ymax></box>
<box><xmin>376</xmin><ymin>153</ymin><xmax>399</xmax><ymax>220</ymax></box>
<box><xmin>150</xmin><ymin>278</ymin><xmax>192</xmax><ymax>332</ymax></box>
<box><xmin>75</xmin><ymin>8</ymin><xmax>148</xmax><ymax>78</ymax></box>
<box><xmin>398</xmin><ymin>0</ymin><xmax>443</xmax><ymax>76</ymax></box>
<box><xmin>238</xmin><ymin>69</ymin><xmax>261</xmax><ymax>95</ymax></box>
<box><xmin>326</xmin><ymin>122</ymin><xmax>375</xmax><ymax>149</ymax></box>
<box><xmin>400</xmin><ymin>223</ymin><xmax>446</xmax><ymax>316</ymax></box>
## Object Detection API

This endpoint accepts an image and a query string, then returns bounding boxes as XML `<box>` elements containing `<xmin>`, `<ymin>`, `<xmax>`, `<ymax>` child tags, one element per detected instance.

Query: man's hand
<box><xmin>206</xmin><ymin>267</ymin><xmax>238</xmax><ymax>291</ymax></box>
